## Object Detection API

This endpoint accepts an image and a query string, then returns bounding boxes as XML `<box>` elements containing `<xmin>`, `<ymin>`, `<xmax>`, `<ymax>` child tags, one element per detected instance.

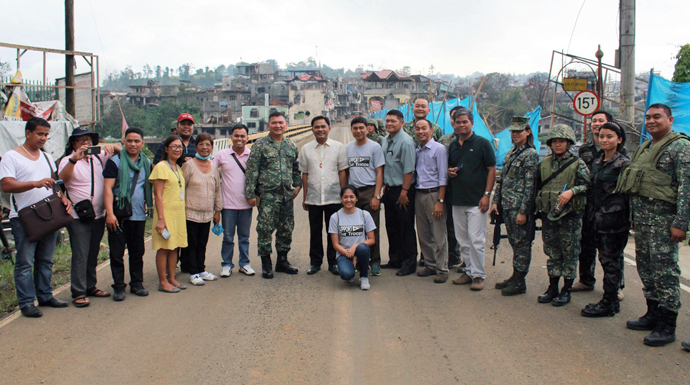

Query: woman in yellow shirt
<box><xmin>150</xmin><ymin>135</ymin><xmax>188</xmax><ymax>293</ymax></box>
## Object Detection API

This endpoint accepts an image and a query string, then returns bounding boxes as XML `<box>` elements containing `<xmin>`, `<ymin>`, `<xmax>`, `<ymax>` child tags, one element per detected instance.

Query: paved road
<box><xmin>0</xmin><ymin>123</ymin><xmax>688</xmax><ymax>385</ymax></box>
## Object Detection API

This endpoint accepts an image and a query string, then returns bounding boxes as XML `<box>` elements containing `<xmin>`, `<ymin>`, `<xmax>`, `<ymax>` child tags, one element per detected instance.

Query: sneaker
<box><xmin>617</xmin><ymin>289</ymin><xmax>625</xmax><ymax>302</ymax></box>
<box><xmin>360</xmin><ymin>277</ymin><xmax>370</xmax><ymax>290</ymax></box>
<box><xmin>220</xmin><ymin>266</ymin><xmax>232</xmax><ymax>278</ymax></box>
<box><xmin>371</xmin><ymin>264</ymin><xmax>381</xmax><ymax>276</ymax></box>
<box><xmin>452</xmin><ymin>273</ymin><xmax>472</xmax><ymax>285</ymax></box>
<box><xmin>189</xmin><ymin>274</ymin><xmax>205</xmax><ymax>286</ymax></box>
<box><xmin>470</xmin><ymin>277</ymin><xmax>485</xmax><ymax>291</ymax></box>
<box><xmin>571</xmin><ymin>281</ymin><xmax>594</xmax><ymax>292</ymax></box>
<box><xmin>347</xmin><ymin>278</ymin><xmax>355</xmax><ymax>283</ymax></box>
<box><xmin>239</xmin><ymin>264</ymin><xmax>256</xmax><ymax>276</ymax></box>
<box><xmin>199</xmin><ymin>271</ymin><xmax>218</xmax><ymax>281</ymax></box>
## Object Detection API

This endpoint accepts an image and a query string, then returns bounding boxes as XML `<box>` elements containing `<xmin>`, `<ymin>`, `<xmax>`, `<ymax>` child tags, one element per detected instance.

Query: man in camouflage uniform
<box><xmin>245</xmin><ymin>112</ymin><xmax>302</xmax><ymax>279</ymax></box>
<box><xmin>617</xmin><ymin>104</ymin><xmax>690</xmax><ymax>347</ymax></box>
<box><xmin>366</xmin><ymin>119</ymin><xmax>383</xmax><ymax>145</ymax></box>
<box><xmin>402</xmin><ymin>98</ymin><xmax>443</xmax><ymax>145</ymax></box>
<box><xmin>536</xmin><ymin>125</ymin><xmax>590</xmax><ymax>307</ymax></box>
<box><xmin>573</xmin><ymin>110</ymin><xmax>611</xmax><ymax>293</ymax></box>
<box><xmin>491</xmin><ymin>117</ymin><xmax>539</xmax><ymax>296</ymax></box>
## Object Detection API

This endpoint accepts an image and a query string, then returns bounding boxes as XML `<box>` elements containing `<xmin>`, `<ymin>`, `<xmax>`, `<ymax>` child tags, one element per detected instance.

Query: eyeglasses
<box><xmin>168</xmin><ymin>145</ymin><xmax>183</xmax><ymax>150</ymax></box>
<box><xmin>74</xmin><ymin>137</ymin><xmax>92</xmax><ymax>143</ymax></box>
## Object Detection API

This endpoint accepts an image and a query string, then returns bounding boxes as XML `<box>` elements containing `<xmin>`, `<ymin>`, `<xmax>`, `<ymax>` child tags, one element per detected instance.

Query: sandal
<box><xmin>73</xmin><ymin>295</ymin><xmax>90</xmax><ymax>308</ymax></box>
<box><xmin>87</xmin><ymin>288</ymin><xmax>111</xmax><ymax>298</ymax></box>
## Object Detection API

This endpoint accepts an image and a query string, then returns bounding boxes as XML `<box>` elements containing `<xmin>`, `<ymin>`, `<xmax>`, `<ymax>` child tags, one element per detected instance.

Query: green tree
<box><xmin>673</xmin><ymin>43</ymin><xmax>690</xmax><ymax>83</ymax></box>
<box><xmin>0</xmin><ymin>60</ymin><xmax>11</xmax><ymax>78</ymax></box>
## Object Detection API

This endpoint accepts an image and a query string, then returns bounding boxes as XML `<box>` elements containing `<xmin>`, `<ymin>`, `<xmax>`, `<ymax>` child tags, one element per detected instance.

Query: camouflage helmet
<box><xmin>376</xmin><ymin>119</ymin><xmax>384</xmax><ymax>130</ymax></box>
<box><xmin>547</xmin><ymin>124</ymin><xmax>576</xmax><ymax>146</ymax></box>
<box><xmin>367</xmin><ymin>118</ymin><xmax>378</xmax><ymax>128</ymax></box>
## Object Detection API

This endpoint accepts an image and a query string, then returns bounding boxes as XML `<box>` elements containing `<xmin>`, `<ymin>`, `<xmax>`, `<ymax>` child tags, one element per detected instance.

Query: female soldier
<box><xmin>581</xmin><ymin>122</ymin><xmax>630</xmax><ymax>317</ymax></box>
<box><xmin>491</xmin><ymin>117</ymin><xmax>539</xmax><ymax>296</ymax></box>
<box><xmin>535</xmin><ymin>125</ymin><xmax>590</xmax><ymax>306</ymax></box>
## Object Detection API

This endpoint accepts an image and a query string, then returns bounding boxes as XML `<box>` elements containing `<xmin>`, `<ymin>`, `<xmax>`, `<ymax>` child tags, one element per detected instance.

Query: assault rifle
<box><xmin>490</xmin><ymin>205</ymin><xmax>508</xmax><ymax>266</ymax></box>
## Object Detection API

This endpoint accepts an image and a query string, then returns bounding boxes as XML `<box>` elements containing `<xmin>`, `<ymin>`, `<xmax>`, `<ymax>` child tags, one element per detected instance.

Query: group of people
<box><xmin>1</xmin><ymin>101</ymin><xmax>688</xmax><ymax>351</ymax></box>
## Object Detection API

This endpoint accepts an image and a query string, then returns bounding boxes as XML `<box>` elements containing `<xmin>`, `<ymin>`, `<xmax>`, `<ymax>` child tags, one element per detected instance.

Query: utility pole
<box><xmin>65</xmin><ymin>0</ymin><xmax>75</xmax><ymax>117</ymax></box>
<box><xmin>619</xmin><ymin>0</ymin><xmax>635</xmax><ymax>124</ymax></box>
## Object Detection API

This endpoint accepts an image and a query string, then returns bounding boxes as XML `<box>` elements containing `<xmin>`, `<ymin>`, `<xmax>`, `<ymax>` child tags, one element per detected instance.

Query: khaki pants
<box><xmin>415</xmin><ymin>190</ymin><xmax>448</xmax><ymax>272</ymax></box>
<box><xmin>355</xmin><ymin>185</ymin><xmax>381</xmax><ymax>264</ymax></box>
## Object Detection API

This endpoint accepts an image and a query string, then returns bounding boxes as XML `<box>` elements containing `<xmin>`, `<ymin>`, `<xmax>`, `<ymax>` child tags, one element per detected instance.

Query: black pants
<box><xmin>308</xmin><ymin>204</ymin><xmax>340</xmax><ymax>267</ymax></box>
<box><xmin>181</xmin><ymin>220</ymin><xmax>211</xmax><ymax>275</ymax></box>
<box><xmin>108</xmin><ymin>220</ymin><xmax>145</xmax><ymax>291</ymax></box>
<box><xmin>382</xmin><ymin>186</ymin><xmax>417</xmax><ymax>270</ymax></box>
<box><xmin>595</xmin><ymin>231</ymin><xmax>628</xmax><ymax>296</ymax></box>
<box><xmin>578</xmin><ymin>216</ymin><xmax>598</xmax><ymax>286</ymax></box>
<box><xmin>446</xmin><ymin>197</ymin><xmax>461</xmax><ymax>263</ymax></box>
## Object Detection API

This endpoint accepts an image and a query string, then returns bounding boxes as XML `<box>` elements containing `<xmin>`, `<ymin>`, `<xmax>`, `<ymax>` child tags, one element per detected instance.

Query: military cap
<box><xmin>509</xmin><ymin>116</ymin><xmax>530</xmax><ymax>131</ymax></box>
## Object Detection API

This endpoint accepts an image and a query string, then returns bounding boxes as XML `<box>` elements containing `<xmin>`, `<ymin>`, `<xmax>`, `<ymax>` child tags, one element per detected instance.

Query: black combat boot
<box><xmin>495</xmin><ymin>268</ymin><xmax>517</xmax><ymax>290</ymax></box>
<box><xmin>260</xmin><ymin>255</ymin><xmax>273</xmax><ymax>279</ymax></box>
<box><xmin>643</xmin><ymin>307</ymin><xmax>677</xmax><ymax>347</ymax></box>
<box><xmin>682</xmin><ymin>341</ymin><xmax>690</xmax><ymax>352</ymax></box>
<box><xmin>275</xmin><ymin>252</ymin><xmax>298</xmax><ymax>274</ymax></box>
<box><xmin>581</xmin><ymin>292</ymin><xmax>617</xmax><ymax>318</ymax></box>
<box><xmin>502</xmin><ymin>270</ymin><xmax>527</xmax><ymax>296</ymax></box>
<box><xmin>538</xmin><ymin>276</ymin><xmax>560</xmax><ymax>303</ymax></box>
<box><xmin>552</xmin><ymin>278</ymin><xmax>573</xmax><ymax>307</ymax></box>
<box><xmin>626</xmin><ymin>299</ymin><xmax>658</xmax><ymax>330</ymax></box>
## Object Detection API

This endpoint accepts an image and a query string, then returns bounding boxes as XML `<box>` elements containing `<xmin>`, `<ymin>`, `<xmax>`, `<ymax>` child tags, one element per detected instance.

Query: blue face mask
<box><xmin>195</xmin><ymin>152</ymin><xmax>212</xmax><ymax>161</ymax></box>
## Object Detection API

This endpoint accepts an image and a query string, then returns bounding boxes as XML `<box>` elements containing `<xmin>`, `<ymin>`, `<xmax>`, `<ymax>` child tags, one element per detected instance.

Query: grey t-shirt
<box><xmin>328</xmin><ymin>208</ymin><xmax>376</xmax><ymax>258</ymax></box>
<box><xmin>346</xmin><ymin>139</ymin><xmax>385</xmax><ymax>188</ymax></box>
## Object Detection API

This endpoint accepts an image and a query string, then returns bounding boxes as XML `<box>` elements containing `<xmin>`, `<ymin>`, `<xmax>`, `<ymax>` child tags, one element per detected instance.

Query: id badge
<box><xmin>180</xmin><ymin>190</ymin><xmax>184</xmax><ymax>200</ymax></box>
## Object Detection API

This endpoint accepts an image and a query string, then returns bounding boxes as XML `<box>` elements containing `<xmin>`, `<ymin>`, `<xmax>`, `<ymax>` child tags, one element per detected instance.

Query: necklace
<box><xmin>317</xmin><ymin>143</ymin><xmax>328</xmax><ymax>168</ymax></box>
<box><xmin>20</xmin><ymin>144</ymin><xmax>39</xmax><ymax>160</ymax></box>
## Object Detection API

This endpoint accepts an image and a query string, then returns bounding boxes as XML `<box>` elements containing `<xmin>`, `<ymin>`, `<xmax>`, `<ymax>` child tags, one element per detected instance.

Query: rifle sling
<box><xmin>539</xmin><ymin>157</ymin><xmax>579</xmax><ymax>189</ymax></box>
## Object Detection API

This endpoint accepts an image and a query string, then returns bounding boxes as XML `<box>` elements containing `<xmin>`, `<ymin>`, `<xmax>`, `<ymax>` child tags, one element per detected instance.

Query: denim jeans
<box><xmin>221</xmin><ymin>209</ymin><xmax>252</xmax><ymax>268</ymax></box>
<box><xmin>337</xmin><ymin>244</ymin><xmax>371</xmax><ymax>280</ymax></box>
<box><xmin>10</xmin><ymin>218</ymin><xmax>59</xmax><ymax>308</ymax></box>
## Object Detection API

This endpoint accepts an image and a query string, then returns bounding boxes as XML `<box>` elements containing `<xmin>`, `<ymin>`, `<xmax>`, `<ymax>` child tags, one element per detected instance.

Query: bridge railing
<box><xmin>212</xmin><ymin>124</ymin><xmax>312</xmax><ymax>155</ymax></box>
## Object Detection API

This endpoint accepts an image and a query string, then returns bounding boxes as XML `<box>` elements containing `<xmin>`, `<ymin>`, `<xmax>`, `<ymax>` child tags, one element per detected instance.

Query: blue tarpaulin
<box><xmin>640</xmin><ymin>71</ymin><xmax>690</xmax><ymax>143</ymax></box>
<box><xmin>369</xmin><ymin>97</ymin><xmax>495</xmax><ymax>142</ymax></box>
<box><xmin>369</xmin><ymin>98</ymin><xmax>542</xmax><ymax>168</ymax></box>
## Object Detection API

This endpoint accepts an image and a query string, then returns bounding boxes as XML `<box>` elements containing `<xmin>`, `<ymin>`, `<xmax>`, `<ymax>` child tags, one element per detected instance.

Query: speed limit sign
<box><xmin>573</xmin><ymin>90</ymin><xmax>600</xmax><ymax>116</ymax></box>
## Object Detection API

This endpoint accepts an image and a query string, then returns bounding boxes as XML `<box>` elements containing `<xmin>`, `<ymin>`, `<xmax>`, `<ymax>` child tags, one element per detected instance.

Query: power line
<box><xmin>566</xmin><ymin>0</ymin><xmax>587</xmax><ymax>54</ymax></box>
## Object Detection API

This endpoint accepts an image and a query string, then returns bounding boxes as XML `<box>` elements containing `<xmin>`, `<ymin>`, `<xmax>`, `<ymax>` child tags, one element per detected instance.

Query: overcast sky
<box><xmin>1</xmin><ymin>0</ymin><xmax>688</xmax><ymax>83</ymax></box>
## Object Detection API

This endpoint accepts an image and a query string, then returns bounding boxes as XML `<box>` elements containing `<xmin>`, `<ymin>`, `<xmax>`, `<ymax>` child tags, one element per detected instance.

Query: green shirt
<box><xmin>402</xmin><ymin>119</ymin><xmax>443</xmax><ymax>145</ymax></box>
<box><xmin>381</xmin><ymin>130</ymin><xmax>416</xmax><ymax>187</ymax></box>
<box><xmin>244</xmin><ymin>135</ymin><xmax>302</xmax><ymax>199</ymax></box>
<box><xmin>448</xmin><ymin>133</ymin><xmax>496</xmax><ymax>206</ymax></box>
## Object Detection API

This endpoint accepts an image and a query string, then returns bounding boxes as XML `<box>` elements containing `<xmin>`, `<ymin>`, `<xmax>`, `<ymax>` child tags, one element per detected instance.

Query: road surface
<box><xmin>0</xmin><ymin>123</ymin><xmax>688</xmax><ymax>384</ymax></box>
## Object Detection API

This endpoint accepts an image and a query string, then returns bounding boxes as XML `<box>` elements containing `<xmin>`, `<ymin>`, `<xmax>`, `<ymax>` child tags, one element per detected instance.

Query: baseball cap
<box><xmin>177</xmin><ymin>113</ymin><xmax>195</xmax><ymax>123</ymax></box>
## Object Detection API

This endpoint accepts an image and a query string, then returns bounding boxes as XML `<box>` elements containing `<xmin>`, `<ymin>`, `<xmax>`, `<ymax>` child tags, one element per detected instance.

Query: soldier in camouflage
<box><xmin>366</xmin><ymin>119</ymin><xmax>383</xmax><ymax>145</ymax></box>
<box><xmin>402</xmin><ymin>98</ymin><xmax>443</xmax><ymax>145</ymax></box>
<box><xmin>244</xmin><ymin>112</ymin><xmax>302</xmax><ymax>279</ymax></box>
<box><xmin>376</xmin><ymin>119</ymin><xmax>386</xmax><ymax>137</ymax></box>
<box><xmin>536</xmin><ymin>124</ymin><xmax>590</xmax><ymax>307</ymax></box>
<box><xmin>491</xmin><ymin>117</ymin><xmax>539</xmax><ymax>296</ymax></box>
<box><xmin>617</xmin><ymin>104</ymin><xmax>690</xmax><ymax>347</ymax></box>
<box><xmin>580</xmin><ymin>122</ymin><xmax>630</xmax><ymax>318</ymax></box>
<box><xmin>573</xmin><ymin>110</ymin><xmax>610</xmax><ymax>292</ymax></box>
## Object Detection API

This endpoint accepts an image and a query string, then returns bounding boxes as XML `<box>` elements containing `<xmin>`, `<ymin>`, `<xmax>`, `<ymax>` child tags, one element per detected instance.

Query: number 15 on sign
<box><xmin>573</xmin><ymin>90</ymin><xmax>600</xmax><ymax>116</ymax></box>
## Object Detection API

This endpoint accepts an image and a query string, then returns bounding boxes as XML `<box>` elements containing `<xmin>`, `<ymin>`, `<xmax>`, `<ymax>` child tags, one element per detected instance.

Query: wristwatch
<box><xmin>68</xmin><ymin>158</ymin><xmax>77</xmax><ymax>164</ymax></box>
<box><xmin>438</xmin><ymin>199</ymin><xmax>444</xmax><ymax>203</ymax></box>
<box><xmin>484</xmin><ymin>191</ymin><xmax>491</xmax><ymax>196</ymax></box>
<box><xmin>375</xmin><ymin>194</ymin><xmax>383</xmax><ymax>200</ymax></box>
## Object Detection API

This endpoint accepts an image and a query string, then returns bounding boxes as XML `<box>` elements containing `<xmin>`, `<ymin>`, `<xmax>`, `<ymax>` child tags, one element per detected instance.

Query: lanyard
<box><xmin>166</xmin><ymin>160</ymin><xmax>182</xmax><ymax>188</ymax></box>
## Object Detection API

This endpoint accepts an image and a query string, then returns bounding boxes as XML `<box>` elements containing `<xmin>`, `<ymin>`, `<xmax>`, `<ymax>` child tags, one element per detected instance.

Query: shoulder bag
<box><xmin>13</xmin><ymin>152</ymin><xmax>73</xmax><ymax>242</ymax></box>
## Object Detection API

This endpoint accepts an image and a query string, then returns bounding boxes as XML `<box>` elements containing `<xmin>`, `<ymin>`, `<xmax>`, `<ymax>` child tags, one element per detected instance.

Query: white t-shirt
<box><xmin>328</xmin><ymin>208</ymin><xmax>376</xmax><ymax>258</ymax></box>
<box><xmin>0</xmin><ymin>149</ymin><xmax>57</xmax><ymax>218</ymax></box>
